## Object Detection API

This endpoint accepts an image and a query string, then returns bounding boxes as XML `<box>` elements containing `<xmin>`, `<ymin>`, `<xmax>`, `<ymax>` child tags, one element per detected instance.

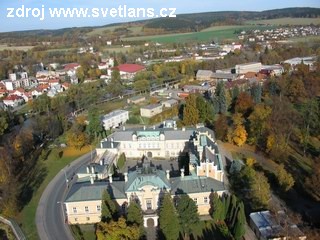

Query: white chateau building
<box><xmin>64</xmin><ymin>121</ymin><xmax>226</xmax><ymax>227</ymax></box>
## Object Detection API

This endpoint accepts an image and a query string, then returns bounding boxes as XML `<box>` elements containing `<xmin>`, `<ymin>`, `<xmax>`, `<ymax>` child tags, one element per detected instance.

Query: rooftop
<box><xmin>141</xmin><ymin>104</ymin><xmax>162</xmax><ymax>110</ymax></box>
<box><xmin>114</xmin><ymin>64</ymin><xmax>145</xmax><ymax>73</ymax></box>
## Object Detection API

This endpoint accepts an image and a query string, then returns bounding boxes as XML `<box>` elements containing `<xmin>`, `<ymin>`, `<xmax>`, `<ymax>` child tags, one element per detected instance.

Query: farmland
<box><xmin>246</xmin><ymin>17</ymin><xmax>320</xmax><ymax>26</ymax></box>
<box><xmin>0</xmin><ymin>45</ymin><xmax>34</xmax><ymax>51</ymax></box>
<box><xmin>122</xmin><ymin>25</ymin><xmax>275</xmax><ymax>43</ymax></box>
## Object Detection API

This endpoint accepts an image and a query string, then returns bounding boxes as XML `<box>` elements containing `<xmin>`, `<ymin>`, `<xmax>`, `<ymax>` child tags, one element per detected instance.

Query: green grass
<box><xmin>246</xmin><ymin>17</ymin><xmax>320</xmax><ymax>26</ymax></box>
<box><xmin>122</xmin><ymin>25</ymin><xmax>274</xmax><ymax>43</ymax></box>
<box><xmin>18</xmin><ymin>146</ymin><xmax>91</xmax><ymax>240</ymax></box>
<box><xmin>96</xmin><ymin>99</ymin><xmax>127</xmax><ymax>115</ymax></box>
<box><xmin>87</xmin><ymin>25</ymin><xmax>143</xmax><ymax>37</ymax></box>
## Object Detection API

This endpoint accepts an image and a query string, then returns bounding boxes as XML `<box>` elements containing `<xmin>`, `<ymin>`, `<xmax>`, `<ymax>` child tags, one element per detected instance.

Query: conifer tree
<box><xmin>159</xmin><ymin>193</ymin><xmax>180</xmax><ymax>240</ymax></box>
<box><xmin>177</xmin><ymin>195</ymin><xmax>199</xmax><ymax>240</ymax></box>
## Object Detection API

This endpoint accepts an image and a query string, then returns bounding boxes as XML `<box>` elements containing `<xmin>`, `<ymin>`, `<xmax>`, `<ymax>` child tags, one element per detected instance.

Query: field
<box><xmin>87</xmin><ymin>25</ymin><xmax>143</xmax><ymax>37</ymax></box>
<box><xmin>246</xmin><ymin>17</ymin><xmax>320</xmax><ymax>26</ymax></box>
<box><xmin>0</xmin><ymin>44</ymin><xmax>34</xmax><ymax>51</ymax></box>
<box><xmin>122</xmin><ymin>25</ymin><xmax>274</xmax><ymax>43</ymax></box>
<box><xmin>18</xmin><ymin>146</ymin><xmax>92</xmax><ymax>240</ymax></box>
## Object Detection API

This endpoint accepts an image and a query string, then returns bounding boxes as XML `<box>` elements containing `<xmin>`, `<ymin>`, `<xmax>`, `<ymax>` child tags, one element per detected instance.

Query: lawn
<box><xmin>18</xmin><ymin>146</ymin><xmax>91</xmax><ymax>240</ymax></box>
<box><xmin>246</xmin><ymin>17</ymin><xmax>320</xmax><ymax>26</ymax></box>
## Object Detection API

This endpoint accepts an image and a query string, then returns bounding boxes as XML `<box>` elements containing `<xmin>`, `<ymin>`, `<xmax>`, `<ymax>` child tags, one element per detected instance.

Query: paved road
<box><xmin>36</xmin><ymin>151</ymin><xmax>95</xmax><ymax>240</ymax></box>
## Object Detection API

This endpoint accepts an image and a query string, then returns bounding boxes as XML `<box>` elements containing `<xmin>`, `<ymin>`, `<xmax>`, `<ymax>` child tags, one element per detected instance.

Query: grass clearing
<box><xmin>18</xmin><ymin>146</ymin><xmax>91</xmax><ymax>240</ymax></box>
<box><xmin>246</xmin><ymin>17</ymin><xmax>320</xmax><ymax>26</ymax></box>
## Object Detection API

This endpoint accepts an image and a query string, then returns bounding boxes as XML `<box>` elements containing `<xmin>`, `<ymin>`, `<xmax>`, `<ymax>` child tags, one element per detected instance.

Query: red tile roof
<box><xmin>4</xmin><ymin>94</ymin><xmax>23</xmax><ymax>101</ymax></box>
<box><xmin>114</xmin><ymin>64</ymin><xmax>145</xmax><ymax>73</ymax></box>
<box><xmin>64</xmin><ymin>63</ymin><xmax>80</xmax><ymax>71</ymax></box>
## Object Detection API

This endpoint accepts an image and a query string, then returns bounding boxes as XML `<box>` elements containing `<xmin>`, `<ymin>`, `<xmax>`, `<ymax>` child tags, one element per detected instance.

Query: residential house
<box><xmin>101</xmin><ymin>110</ymin><xmax>129</xmax><ymax>130</ymax></box>
<box><xmin>3</xmin><ymin>95</ymin><xmax>24</xmax><ymax>108</ymax></box>
<box><xmin>196</xmin><ymin>70</ymin><xmax>214</xmax><ymax>81</ymax></box>
<box><xmin>127</xmin><ymin>95</ymin><xmax>146</xmax><ymax>104</ymax></box>
<box><xmin>162</xmin><ymin>99</ymin><xmax>179</xmax><ymax>108</ymax></box>
<box><xmin>140</xmin><ymin>104</ymin><xmax>163</xmax><ymax>118</ymax></box>
<box><xmin>64</xmin><ymin>63</ymin><xmax>81</xmax><ymax>77</ymax></box>
<box><xmin>108</xmin><ymin>64</ymin><xmax>145</xmax><ymax>80</ymax></box>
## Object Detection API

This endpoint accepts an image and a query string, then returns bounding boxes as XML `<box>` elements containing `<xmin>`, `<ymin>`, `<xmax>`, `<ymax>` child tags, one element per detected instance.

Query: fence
<box><xmin>0</xmin><ymin>216</ymin><xmax>26</xmax><ymax>240</ymax></box>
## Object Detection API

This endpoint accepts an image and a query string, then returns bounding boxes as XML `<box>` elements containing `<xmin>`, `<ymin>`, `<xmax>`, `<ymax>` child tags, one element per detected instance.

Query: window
<box><xmin>146</xmin><ymin>199</ymin><xmax>152</xmax><ymax>210</ymax></box>
<box><xmin>74</xmin><ymin>218</ymin><xmax>78</xmax><ymax>222</ymax></box>
<box><xmin>85</xmin><ymin>206</ymin><xmax>89</xmax><ymax>213</ymax></box>
<box><xmin>86</xmin><ymin>217</ymin><xmax>90</xmax><ymax>221</ymax></box>
<box><xmin>97</xmin><ymin>205</ymin><xmax>101</xmax><ymax>212</ymax></box>
<box><xmin>193</xmin><ymin>198</ymin><xmax>198</xmax><ymax>204</ymax></box>
<box><xmin>73</xmin><ymin>207</ymin><xmax>77</xmax><ymax>213</ymax></box>
<box><xmin>204</xmin><ymin>197</ymin><xmax>208</xmax><ymax>204</ymax></box>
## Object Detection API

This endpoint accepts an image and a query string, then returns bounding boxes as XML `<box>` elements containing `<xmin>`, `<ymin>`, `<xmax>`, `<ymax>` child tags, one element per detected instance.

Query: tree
<box><xmin>101</xmin><ymin>190</ymin><xmax>117</xmax><ymax>222</ymax></box>
<box><xmin>76</xmin><ymin>67</ymin><xmax>85</xmax><ymax>82</ymax></box>
<box><xmin>96</xmin><ymin>217</ymin><xmax>141</xmax><ymax>240</ymax></box>
<box><xmin>248</xmin><ymin>104</ymin><xmax>272</xmax><ymax>145</ymax></box>
<box><xmin>134</xmin><ymin>79</ymin><xmax>150</xmax><ymax>93</ymax></box>
<box><xmin>250</xmin><ymin>172</ymin><xmax>271</xmax><ymax>209</ymax></box>
<box><xmin>275</xmin><ymin>164</ymin><xmax>294</xmax><ymax>192</ymax></box>
<box><xmin>183</xmin><ymin>94</ymin><xmax>199</xmax><ymax>126</ymax></box>
<box><xmin>214</xmin><ymin>82</ymin><xmax>227</xmax><ymax>114</ymax></box>
<box><xmin>214</xmin><ymin>114</ymin><xmax>229</xmax><ymax>141</ymax></box>
<box><xmin>66</xmin><ymin>131</ymin><xmax>88</xmax><ymax>149</ymax></box>
<box><xmin>159</xmin><ymin>193</ymin><xmax>180</xmax><ymax>240</ymax></box>
<box><xmin>87</xmin><ymin>107</ymin><xmax>103</xmax><ymax>139</ymax></box>
<box><xmin>232</xmin><ymin>125</ymin><xmax>247</xmax><ymax>147</ymax></box>
<box><xmin>0</xmin><ymin>112</ymin><xmax>9</xmax><ymax>136</ymax></box>
<box><xmin>210</xmin><ymin>193</ymin><xmax>224</xmax><ymax>222</ymax></box>
<box><xmin>251</xmin><ymin>84</ymin><xmax>262</xmax><ymax>104</ymax></box>
<box><xmin>176</xmin><ymin>195</ymin><xmax>199</xmax><ymax>240</ymax></box>
<box><xmin>127</xmin><ymin>201</ymin><xmax>143</xmax><ymax>226</ymax></box>
<box><xmin>305</xmin><ymin>162</ymin><xmax>320</xmax><ymax>201</ymax></box>
<box><xmin>235</xmin><ymin>92</ymin><xmax>254</xmax><ymax>115</ymax></box>
<box><xmin>232</xmin><ymin>202</ymin><xmax>246</xmax><ymax>240</ymax></box>
<box><xmin>107</xmin><ymin>69</ymin><xmax>124</xmax><ymax>96</ymax></box>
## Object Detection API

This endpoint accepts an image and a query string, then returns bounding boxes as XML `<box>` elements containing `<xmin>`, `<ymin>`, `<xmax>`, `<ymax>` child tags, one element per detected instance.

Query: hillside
<box><xmin>0</xmin><ymin>7</ymin><xmax>319</xmax><ymax>42</ymax></box>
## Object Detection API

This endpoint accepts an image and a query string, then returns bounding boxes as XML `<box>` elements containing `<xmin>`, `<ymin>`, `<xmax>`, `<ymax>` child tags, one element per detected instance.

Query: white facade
<box><xmin>102</xmin><ymin>110</ymin><xmax>129</xmax><ymax>130</ymax></box>
<box><xmin>235</xmin><ymin>62</ymin><xmax>262</xmax><ymax>74</ymax></box>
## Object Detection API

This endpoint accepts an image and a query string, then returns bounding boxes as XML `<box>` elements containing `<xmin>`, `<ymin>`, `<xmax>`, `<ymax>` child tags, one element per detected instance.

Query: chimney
<box><xmin>90</xmin><ymin>175</ymin><xmax>94</xmax><ymax>184</ymax></box>
<box><xmin>91</xmin><ymin>166</ymin><xmax>95</xmax><ymax>174</ymax></box>
<box><xmin>100</xmin><ymin>141</ymin><xmax>103</xmax><ymax>149</ymax></box>
<box><xmin>111</xmin><ymin>142</ymin><xmax>114</xmax><ymax>148</ymax></box>
<box><xmin>109</xmin><ymin>173</ymin><xmax>113</xmax><ymax>183</ymax></box>
<box><xmin>143</xmin><ymin>126</ymin><xmax>146</xmax><ymax>130</ymax></box>
<box><xmin>124</xmin><ymin>172</ymin><xmax>128</xmax><ymax>182</ymax></box>
<box><xmin>86</xmin><ymin>166</ymin><xmax>90</xmax><ymax>174</ymax></box>
<box><xmin>182</xmin><ymin>127</ymin><xmax>186</xmax><ymax>131</ymax></box>
<box><xmin>166</xmin><ymin>170</ymin><xmax>170</xmax><ymax>179</ymax></box>
<box><xmin>180</xmin><ymin>169</ymin><xmax>185</xmax><ymax>178</ymax></box>
<box><xmin>123</xmin><ymin>126</ymin><xmax>126</xmax><ymax>131</ymax></box>
<box><xmin>153</xmin><ymin>125</ymin><xmax>156</xmax><ymax>130</ymax></box>
<box><xmin>100</xmin><ymin>159</ymin><xmax>103</xmax><ymax>166</ymax></box>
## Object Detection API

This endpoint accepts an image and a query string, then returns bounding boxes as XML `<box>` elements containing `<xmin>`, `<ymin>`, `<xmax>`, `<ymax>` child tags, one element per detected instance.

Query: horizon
<box><xmin>0</xmin><ymin>0</ymin><xmax>320</xmax><ymax>33</ymax></box>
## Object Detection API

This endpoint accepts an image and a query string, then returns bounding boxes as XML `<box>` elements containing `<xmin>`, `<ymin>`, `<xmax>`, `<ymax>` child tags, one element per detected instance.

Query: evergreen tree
<box><xmin>127</xmin><ymin>201</ymin><xmax>143</xmax><ymax>226</ymax></box>
<box><xmin>214</xmin><ymin>81</ymin><xmax>227</xmax><ymax>113</ymax></box>
<box><xmin>183</xmin><ymin>94</ymin><xmax>199</xmax><ymax>126</ymax></box>
<box><xmin>159</xmin><ymin>193</ymin><xmax>180</xmax><ymax>240</ymax></box>
<box><xmin>251</xmin><ymin>84</ymin><xmax>262</xmax><ymax>104</ymax></box>
<box><xmin>211</xmin><ymin>193</ymin><xmax>224</xmax><ymax>222</ymax></box>
<box><xmin>101</xmin><ymin>190</ymin><xmax>112</xmax><ymax>222</ymax></box>
<box><xmin>87</xmin><ymin>107</ymin><xmax>103</xmax><ymax>138</ymax></box>
<box><xmin>176</xmin><ymin>195</ymin><xmax>199</xmax><ymax>240</ymax></box>
<box><xmin>232</xmin><ymin>202</ymin><xmax>246</xmax><ymax>240</ymax></box>
<box><xmin>232</xmin><ymin>86</ymin><xmax>240</xmax><ymax>101</ymax></box>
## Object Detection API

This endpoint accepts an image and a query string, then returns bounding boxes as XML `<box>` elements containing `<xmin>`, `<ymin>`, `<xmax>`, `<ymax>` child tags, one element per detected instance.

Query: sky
<box><xmin>0</xmin><ymin>0</ymin><xmax>319</xmax><ymax>32</ymax></box>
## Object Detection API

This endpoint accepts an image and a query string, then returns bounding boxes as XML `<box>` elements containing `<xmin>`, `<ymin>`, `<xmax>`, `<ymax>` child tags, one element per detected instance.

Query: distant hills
<box><xmin>0</xmin><ymin>7</ymin><xmax>319</xmax><ymax>39</ymax></box>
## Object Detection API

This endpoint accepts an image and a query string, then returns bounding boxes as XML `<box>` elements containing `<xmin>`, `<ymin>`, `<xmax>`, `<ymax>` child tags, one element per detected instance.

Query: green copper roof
<box><xmin>125</xmin><ymin>169</ymin><xmax>171</xmax><ymax>192</ymax></box>
<box><xmin>136</xmin><ymin>131</ymin><xmax>161</xmax><ymax>138</ymax></box>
